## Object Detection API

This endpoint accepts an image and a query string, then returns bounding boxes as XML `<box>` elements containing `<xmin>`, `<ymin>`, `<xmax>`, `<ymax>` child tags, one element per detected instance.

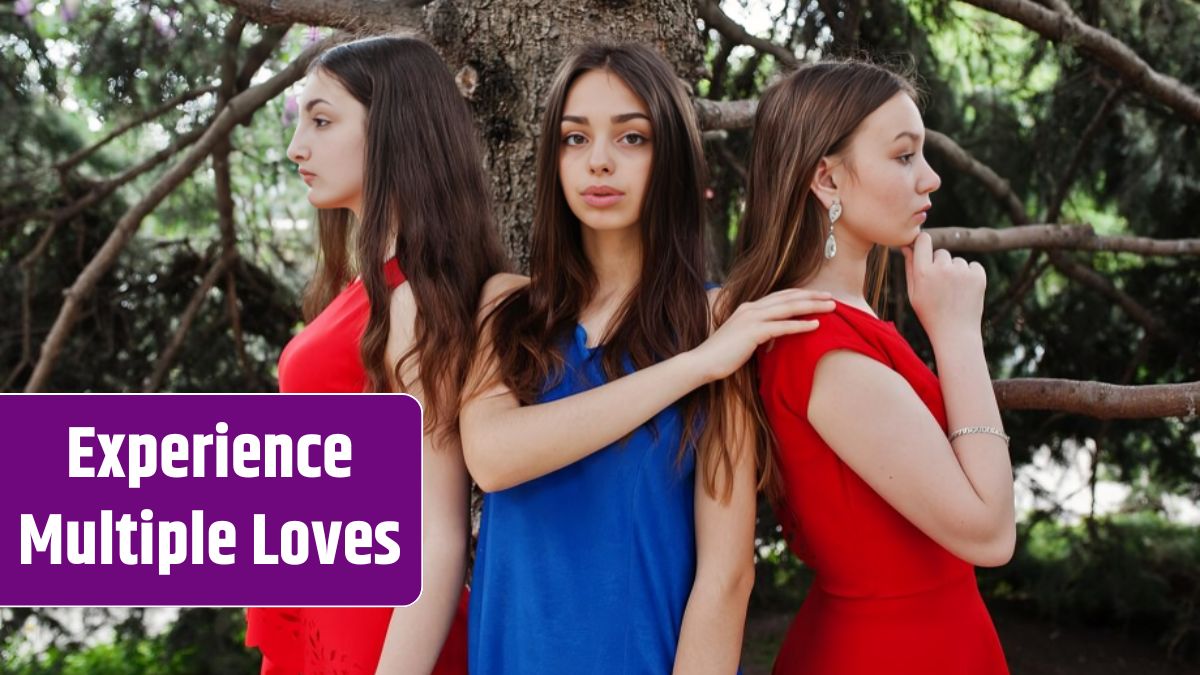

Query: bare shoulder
<box><xmin>480</xmin><ymin>273</ymin><xmax>530</xmax><ymax>309</ymax></box>
<box><xmin>706</xmin><ymin>286</ymin><xmax>723</xmax><ymax>309</ymax></box>
<box><xmin>387</xmin><ymin>279</ymin><xmax>417</xmax><ymax>325</ymax></box>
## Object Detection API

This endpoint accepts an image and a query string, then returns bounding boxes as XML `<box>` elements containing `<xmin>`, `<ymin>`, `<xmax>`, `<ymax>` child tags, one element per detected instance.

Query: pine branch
<box><xmin>697</xmin><ymin>0</ymin><xmax>801</xmax><ymax>69</ymax></box>
<box><xmin>24</xmin><ymin>41</ymin><xmax>321</xmax><ymax>392</ymax></box>
<box><xmin>52</xmin><ymin>85</ymin><xmax>217</xmax><ymax>176</ymax></box>
<box><xmin>962</xmin><ymin>0</ymin><xmax>1200</xmax><ymax>123</ymax></box>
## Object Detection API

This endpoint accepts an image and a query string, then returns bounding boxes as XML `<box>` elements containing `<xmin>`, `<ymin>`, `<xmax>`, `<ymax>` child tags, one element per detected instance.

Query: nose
<box><xmin>918</xmin><ymin>155</ymin><xmax>941</xmax><ymax>195</ymax></box>
<box><xmin>287</xmin><ymin>128</ymin><xmax>308</xmax><ymax>164</ymax></box>
<box><xmin>587</xmin><ymin>138</ymin><xmax>613</xmax><ymax>176</ymax></box>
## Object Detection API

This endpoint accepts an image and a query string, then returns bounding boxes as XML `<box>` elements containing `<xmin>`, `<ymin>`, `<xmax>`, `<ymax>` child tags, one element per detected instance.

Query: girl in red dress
<box><xmin>718</xmin><ymin>61</ymin><xmax>1014</xmax><ymax>674</ymax></box>
<box><xmin>245</xmin><ymin>36</ymin><xmax>507</xmax><ymax>675</ymax></box>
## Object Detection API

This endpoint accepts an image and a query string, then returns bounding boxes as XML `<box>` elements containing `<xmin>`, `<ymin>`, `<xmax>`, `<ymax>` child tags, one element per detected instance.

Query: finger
<box><xmin>752</xmin><ymin>288</ymin><xmax>834</xmax><ymax>310</ymax></box>
<box><xmin>758</xmin><ymin>298</ymin><xmax>837</xmax><ymax>319</ymax></box>
<box><xmin>913</xmin><ymin>231</ymin><xmax>933</xmax><ymax>269</ymax></box>
<box><xmin>934</xmin><ymin>248</ymin><xmax>952</xmax><ymax>264</ymax></box>
<box><xmin>762</xmin><ymin>287</ymin><xmax>834</xmax><ymax>302</ymax></box>
<box><xmin>952</xmin><ymin>257</ymin><xmax>968</xmax><ymax>269</ymax></box>
<box><xmin>766</xmin><ymin>319</ymin><xmax>821</xmax><ymax>339</ymax></box>
<box><xmin>969</xmin><ymin>261</ymin><xmax>987</xmax><ymax>285</ymax></box>
<box><xmin>902</xmin><ymin>243</ymin><xmax>916</xmax><ymax>291</ymax></box>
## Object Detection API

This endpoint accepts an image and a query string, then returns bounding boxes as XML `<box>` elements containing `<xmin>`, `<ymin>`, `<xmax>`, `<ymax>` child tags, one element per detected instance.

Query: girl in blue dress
<box><xmin>460</xmin><ymin>43</ymin><xmax>835</xmax><ymax>674</ymax></box>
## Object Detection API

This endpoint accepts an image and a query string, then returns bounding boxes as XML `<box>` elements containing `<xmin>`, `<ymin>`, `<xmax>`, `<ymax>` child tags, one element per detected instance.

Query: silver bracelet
<box><xmin>948</xmin><ymin>426</ymin><xmax>1010</xmax><ymax>445</ymax></box>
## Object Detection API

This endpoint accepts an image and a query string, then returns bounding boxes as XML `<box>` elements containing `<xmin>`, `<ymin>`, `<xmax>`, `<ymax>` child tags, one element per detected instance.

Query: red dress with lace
<box><xmin>245</xmin><ymin>259</ymin><xmax>468</xmax><ymax>675</ymax></box>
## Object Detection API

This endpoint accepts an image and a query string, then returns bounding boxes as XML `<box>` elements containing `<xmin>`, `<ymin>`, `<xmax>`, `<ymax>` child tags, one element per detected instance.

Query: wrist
<box><xmin>677</xmin><ymin>348</ymin><xmax>719</xmax><ymax>388</ymax></box>
<box><xmin>927</xmin><ymin>322</ymin><xmax>984</xmax><ymax>351</ymax></box>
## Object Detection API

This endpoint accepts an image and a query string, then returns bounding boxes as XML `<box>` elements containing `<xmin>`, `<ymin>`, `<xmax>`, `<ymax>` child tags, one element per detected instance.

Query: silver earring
<box><xmin>824</xmin><ymin>199</ymin><xmax>841</xmax><ymax>260</ymax></box>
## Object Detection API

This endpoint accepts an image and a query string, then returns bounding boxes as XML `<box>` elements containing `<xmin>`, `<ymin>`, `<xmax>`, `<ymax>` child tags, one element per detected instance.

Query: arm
<box><xmin>807</xmin><ymin>233</ymin><xmax>1015</xmax><ymax>567</ymax></box>
<box><xmin>375</xmin><ymin>285</ymin><xmax>469</xmax><ymax>674</ymax></box>
<box><xmin>461</xmin><ymin>274</ymin><xmax>836</xmax><ymax>492</ymax></box>
<box><xmin>808</xmin><ymin>351</ymin><xmax>1014</xmax><ymax>567</ymax></box>
<box><xmin>672</xmin><ymin>389</ymin><xmax>757</xmax><ymax>674</ymax></box>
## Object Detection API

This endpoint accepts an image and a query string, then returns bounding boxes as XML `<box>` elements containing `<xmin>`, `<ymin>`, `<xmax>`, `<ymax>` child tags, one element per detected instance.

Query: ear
<box><xmin>809</xmin><ymin>156</ymin><xmax>840</xmax><ymax>212</ymax></box>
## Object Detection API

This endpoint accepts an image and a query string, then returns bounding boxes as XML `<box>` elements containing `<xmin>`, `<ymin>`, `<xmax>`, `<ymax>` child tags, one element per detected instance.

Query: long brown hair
<box><xmin>482</xmin><ymin>43</ymin><xmax>735</xmax><ymax>498</ymax></box>
<box><xmin>302</xmin><ymin>35</ymin><xmax>508</xmax><ymax>438</ymax></box>
<box><xmin>718</xmin><ymin>60</ymin><xmax>917</xmax><ymax>501</ymax></box>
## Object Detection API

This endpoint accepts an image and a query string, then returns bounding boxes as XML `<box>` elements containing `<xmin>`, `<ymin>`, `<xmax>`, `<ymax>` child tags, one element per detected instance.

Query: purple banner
<box><xmin>0</xmin><ymin>394</ymin><xmax>422</xmax><ymax>606</ymax></box>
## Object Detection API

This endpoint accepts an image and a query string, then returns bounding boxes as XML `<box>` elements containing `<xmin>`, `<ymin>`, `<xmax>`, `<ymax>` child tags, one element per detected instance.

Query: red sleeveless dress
<box><xmin>246</xmin><ymin>258</ymin><xmax>469</xmax><ymax>675</ymax></box>
<box><xmin>757</xmin><ymin>301</ymin><xmax>1008</xmax><ymax>675</ymax></box>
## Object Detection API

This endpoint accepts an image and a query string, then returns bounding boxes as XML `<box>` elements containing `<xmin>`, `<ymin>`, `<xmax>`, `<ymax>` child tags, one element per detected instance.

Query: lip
<box><xmin>914</xmin><ymin>203</ymin><xmax>931</xmax><ymax>222</ymax></box>
<box><xmin>298</xmin><ymin>169</ymin><xmax>316</xmax><ymax>185</ymax></box>
<box><xmin>581</xmin><ymin>185</ymin><xmax>624</xmax><ymax>208</ymax></box>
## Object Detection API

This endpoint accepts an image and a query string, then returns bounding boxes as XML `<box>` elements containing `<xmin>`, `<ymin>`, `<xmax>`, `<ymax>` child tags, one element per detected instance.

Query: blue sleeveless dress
<box><xmin>468</xmin><ymin>323</ymin><xmax>698</xmax><ymax>674</ymax></box>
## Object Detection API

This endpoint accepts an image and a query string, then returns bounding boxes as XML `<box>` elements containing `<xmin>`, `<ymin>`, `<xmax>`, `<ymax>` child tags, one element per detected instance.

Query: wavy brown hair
<box><xmin>302</xmin><ymin>36</ymin><xmax>507</xmax><ymax>439</ymax></box>
<box><xmin>481</xmin><ymin>43</ymin><xmax>738</xmax><ymax>499</ymax></box>
<box><xmin>717</xmin><ymin>60</ymin><xmax>918</xmax><ymax>502</ymax></box>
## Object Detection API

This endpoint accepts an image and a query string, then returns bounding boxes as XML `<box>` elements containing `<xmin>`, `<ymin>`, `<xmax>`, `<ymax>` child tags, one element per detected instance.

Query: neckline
<box><xmin>833</xmin><ymin>299</ymin><xmax>895</xmax><ymax>327</ymax></box>
<box><xmin>574</xmin><ymin>323</ymin><xmax>602</xmax><ymax>353</ymax></box>
<box><xmin>349</xmin><ymin>257</ymin><xmax>406</xmax><ymax>288</ymax></box>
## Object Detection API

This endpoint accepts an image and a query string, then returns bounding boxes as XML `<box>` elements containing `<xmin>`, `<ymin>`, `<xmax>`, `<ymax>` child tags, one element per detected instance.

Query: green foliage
<box><xmin>0</xmin><ymin>0</ymin><xmax>313</xmax><ymax>393</ymax></box>
<box><xmin>1</xmin><ymin>608</ymin><xmax>257</xmax><ymax>675</ymax></box>
<box><xmin>980</xmin><ymin>513</ymin><xmax>1200</xmax><ymax>660</ymax></box>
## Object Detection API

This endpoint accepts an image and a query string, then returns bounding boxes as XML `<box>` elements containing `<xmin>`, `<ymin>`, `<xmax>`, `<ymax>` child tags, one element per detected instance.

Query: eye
<box><xmin>313</xmin><ymin>118</ymin><xmax>330</xmax><ymax>128</ymax></box>
<box><xmin>897</xmin><ymin>153</ymin><xmax>914</xmax><ymax>165</ymax></box>
<box><xmin>621</xmin><ymin>132</ymin><xmax>648</xmax><ymax>146</ymax></box>
<box><xmin>563</xmin><ymin>132</ymin><xmax>587</xmax><ymax>146</ymax></box>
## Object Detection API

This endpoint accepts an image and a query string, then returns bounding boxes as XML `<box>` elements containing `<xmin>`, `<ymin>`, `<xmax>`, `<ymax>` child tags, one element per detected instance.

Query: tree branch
<box><xmin>695</xmin><ymin>97</ymin><xmax>757</xmax><ymax>131</ymax></box>
<box><xmin>926</xmin><ymin>130</ymin><xmax>1029</xmax><ymax>225</ymax></box>
<box><xmin>995</xmin><ymin>379</ymin><xmax>1200</xmax><ymax>419</ymax></box>
<box><xmin>52</xmin><ymin>85</ymin><xmax>217</xmax><ymax>176</ymax></box>
<box><xmin>215</xmin><ymin>0</ymin><xmax>423</xmax><ymax>32</ymax></box>
<box><xmin>1</xmin><ymin>126</ymin><xmax>209</xmax><ymax>233</ymax></box>
<box><xmin>927</xmin><ymin>224</ymin><xmax>1200</xmax><ymax>256</ymax></box>
<box><xmin>213</xmin><ymin>135</ymin><xmax>251</xmax><ymax>384</ymax></box>
<box><xmin>1046</xmin><ymin>250</ymin><xmax>1183</xmax><ymax>345</ymax></box>
<box><xmin>697</xmin><ymin>0</ymin><xmax>801</xmax><ymax>69</ymax></box>
<box><xmin>707</xmin><ymin>35</ymin><xmax>735</xmax><ymax>100</ymax></box>
<box><xmin>236</xmin><ymin>25</ymin><xmax>292</xmax><ymax>91</ymax></box>
<box><xmin>962</xmin><ymin>0</ymin><xmax>1200</xmax><ymax>123</ymax></box>
<box><xmin>1046</xmin><ymin>83</ymin><xmax>1124</xmax><ymax>223</ymax></box>
<box><xmin>142</xmin><ymin>248</ymin><xmax>240</xmax><ymax>392</ymax></box>
<box><xmin>987</xmin><ymin>251</ymin><xmax>1048</xmax><ymax>326</ymax></box>
<box><xmin>923</xmin><ymin>129</ymin><xmax>1184</xmax><ymax>348</ymax></box>
<box><xmin>24</xmin><ymin>42</ymin><xmax>322</xmax><ymax>392</ymax></box>
<box><xmin>219</xmin><ymin>14</ymin><xmax>249</xmax><ymax>103</ymax></box>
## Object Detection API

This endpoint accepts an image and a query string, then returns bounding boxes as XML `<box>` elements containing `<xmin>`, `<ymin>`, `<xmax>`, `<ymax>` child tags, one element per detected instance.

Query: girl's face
<box><xmin>558</xmin><ymin>69</ymin><xmax>653</xmax><ymax>234</ymax></box>
<box><xmin>823</xmin><ymin>92</ymin><xmax>942</xmax><ymax>250</ymax></box>
<box><xmin>287</xmin><ymin>69</ymin><xmax>367</xmax><ymax>216</ymax></box>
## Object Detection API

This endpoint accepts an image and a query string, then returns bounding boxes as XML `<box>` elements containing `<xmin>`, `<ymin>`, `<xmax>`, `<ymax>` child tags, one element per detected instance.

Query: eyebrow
<box><xmin>304</xmin><ymin>98</ymin><xmax>332</xmax><ymax>112</ymax></box>
<box><xmin>561</xmin><ymin>112</ymin><xmax>651</xmax><ymax>124</ymax></box>
<box><xmin>893</xmin><ymin>131</ymin><xmax>922</xmax><ymax>142</ymax></box>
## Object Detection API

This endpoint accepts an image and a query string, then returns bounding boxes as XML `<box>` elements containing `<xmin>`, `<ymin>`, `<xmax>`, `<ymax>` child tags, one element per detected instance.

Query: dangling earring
<box><xmin>824</xmin><ymin>198</ymin><xmax>841</xmax><ymax>260</ymax></box>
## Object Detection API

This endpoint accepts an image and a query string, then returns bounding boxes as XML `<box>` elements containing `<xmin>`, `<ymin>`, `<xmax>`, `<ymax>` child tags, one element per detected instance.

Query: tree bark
<box><xmin>927</xmin><ymin>224</ymin><xmax>1200</xmax><ymax>256</ymax></box>
<box><xmin>995</xmin><ymin>379</ymin><xmax>1200</xmax><ymax>419</ymax></box>
<box><xmin>215</xmin><ymin>0</ymin><xmax>422</xmax><ymax>32</ymax></box>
